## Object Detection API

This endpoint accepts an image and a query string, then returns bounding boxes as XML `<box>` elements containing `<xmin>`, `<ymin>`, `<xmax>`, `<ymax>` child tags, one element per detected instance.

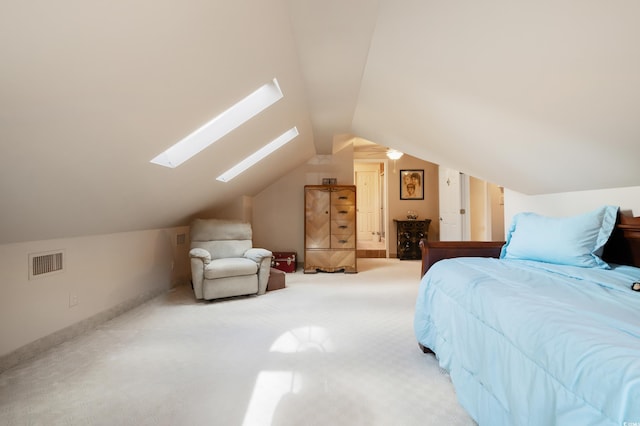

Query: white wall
<box><xmin>504</xmin><ymin>186</ymin><xmax>640</xmax><ymax>228</ymax></box>
<box><xmin>252</xmin><ymin>149</ymin><xmax>355</xmax><ymax>259</ymax></box>
<box><xmin>469</xmin><ymin>177</ymin><xmax>487</xmax><ymax>240</ymax></box>
<box><xmin>207</xmin><ymin>196</ymin><xmax>253</xmax><ymax>223</ymax></box>
<box><xmin>0</xmin><ymin>227</ymin><xmax>190</xmax><ymax>358</ymax></box>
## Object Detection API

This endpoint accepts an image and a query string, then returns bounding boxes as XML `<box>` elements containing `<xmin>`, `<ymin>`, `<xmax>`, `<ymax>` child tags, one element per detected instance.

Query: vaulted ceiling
<box><xmin>2</xmin><ymin>0</ymin><xmax>639</xmax><ymax>244</ymax></box>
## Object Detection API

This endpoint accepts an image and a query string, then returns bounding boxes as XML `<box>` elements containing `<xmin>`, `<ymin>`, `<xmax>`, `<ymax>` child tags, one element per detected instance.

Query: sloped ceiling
<box><xmin>2</xmin><ymin>0</ymin><xmax>640</xmax><ymax>244</ymax></box>
<box><xmin>0</xmin><ymin>0</ymin><xmax>315</xmax><ymax>244</ymax></box>
<box><xmin>352</xmin><ymin>0</ymin><xmax>640</xmax><ymax>194</ymax></box>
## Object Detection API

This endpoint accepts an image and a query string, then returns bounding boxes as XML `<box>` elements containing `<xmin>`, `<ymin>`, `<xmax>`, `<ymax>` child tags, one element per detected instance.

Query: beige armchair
<box><xmin>189</xmin><ymin>219</ymin><xmax>272</xmax><ymax>300</ymax></box>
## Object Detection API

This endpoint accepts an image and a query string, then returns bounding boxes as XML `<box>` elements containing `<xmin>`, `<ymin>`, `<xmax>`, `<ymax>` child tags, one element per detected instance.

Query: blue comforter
<box><xmin>414</xmin><ymin>257</ymin><xmax>640</xmax><ymax>426</ymax></box>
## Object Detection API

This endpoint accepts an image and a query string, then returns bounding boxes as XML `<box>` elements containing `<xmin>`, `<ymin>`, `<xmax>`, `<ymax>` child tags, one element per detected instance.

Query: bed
<box><xmin>414</xmin><ymin>206</ymin><xmax>640</xmax><ymax>426</ymax></box>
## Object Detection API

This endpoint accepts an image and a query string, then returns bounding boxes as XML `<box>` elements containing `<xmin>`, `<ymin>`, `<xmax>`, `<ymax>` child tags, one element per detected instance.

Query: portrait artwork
<box><xmin>400</xmin><ymin>169</ymin><xmax>424</xmax><ymax>200</ymax></box>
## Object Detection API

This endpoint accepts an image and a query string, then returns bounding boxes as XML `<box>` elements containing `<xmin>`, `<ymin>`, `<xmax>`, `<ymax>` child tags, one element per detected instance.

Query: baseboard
<box><xmin>356</xmin><ymin>249</ymin><xmax>387</xmax><ymax>258</ymax></box>
<box><xmin>0</xmin><ymin>285</ymin><xmax>170</xmax><ymax>374</ymax></box>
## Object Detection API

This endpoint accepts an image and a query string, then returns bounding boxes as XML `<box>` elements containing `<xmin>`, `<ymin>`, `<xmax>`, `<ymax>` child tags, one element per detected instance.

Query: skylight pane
<box><xmin>216</xmin><ymin>127</ymin><xmax>299</xmax><ymax>182</ymax></box>
<box><xmin>150</xmin><ymin>78</ymin><xmax>283</xmax><ymax>168</ymax></box>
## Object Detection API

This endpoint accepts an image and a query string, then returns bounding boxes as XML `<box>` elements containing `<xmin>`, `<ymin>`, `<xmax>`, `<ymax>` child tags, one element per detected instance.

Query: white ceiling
<box><xmin>353</xmin><ymin>0</ymin><xmax>640</xmax><ymax>194</ymax></box>
<box><xmin>2</xmin><ymin>0</ymin><xmax>639</xmax><ymax>243</ymax></box>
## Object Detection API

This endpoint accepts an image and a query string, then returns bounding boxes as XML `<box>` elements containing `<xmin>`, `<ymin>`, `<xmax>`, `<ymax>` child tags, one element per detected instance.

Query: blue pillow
<box><xmin>500</xmin><ymin>205</ymin><xmax>619</xmax><ymax>269</ymax></box>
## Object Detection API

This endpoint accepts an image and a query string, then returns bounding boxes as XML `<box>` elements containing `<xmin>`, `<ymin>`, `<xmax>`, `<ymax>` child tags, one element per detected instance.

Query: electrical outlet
<box><xmin>69</xmin><ymin>292</ymin><xmax>78</xmax><ymax>308</ymax></box>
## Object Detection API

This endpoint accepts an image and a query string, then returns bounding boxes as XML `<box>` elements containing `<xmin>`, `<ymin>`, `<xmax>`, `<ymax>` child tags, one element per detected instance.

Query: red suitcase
<box><xmin>271</xmin><ymin>251</ymin><xmax>297</xmax><ymax>273</ymax></box>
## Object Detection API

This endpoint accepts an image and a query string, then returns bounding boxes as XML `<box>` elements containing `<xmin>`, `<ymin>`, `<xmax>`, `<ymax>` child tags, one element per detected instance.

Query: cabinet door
<box><xmin>396</xmin><ymin>220</ymin><xmax>424</xmax><ymax>260</ymax></box>
<box><xmin>305</xmin><ymin>188</ymin><xmax>330</xmax><ymax>248</ymax></box>
<box><xmin>413</xmin><ymin>221</ymin><xmax>427</xmax><ymax>240</ymax></box>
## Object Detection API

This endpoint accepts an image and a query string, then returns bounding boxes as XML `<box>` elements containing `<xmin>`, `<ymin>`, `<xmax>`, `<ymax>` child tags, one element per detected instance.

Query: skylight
<box><xmin>150</xmin><ymin>78</ymin><xmax>283</xmax><ymax>168</ymax></box>
<box><xmin>216</xmin><ymin>127</ymin><xmax>299</xmax><ymax>182</ymax></box>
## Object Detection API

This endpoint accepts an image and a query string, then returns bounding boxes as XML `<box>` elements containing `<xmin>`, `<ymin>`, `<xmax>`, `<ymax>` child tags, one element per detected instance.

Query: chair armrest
<box><xmin>188</xmin><ymin>248</ymin><xmax>211</xmax><ymax>300</ymax></box>
<box><xmin>420</xmin><ymin>240</ymin><xmax>505</xmax><ymax>277</ymax></box>
<box><xmin>244</xmin><ymin>248</ymin><xmax>273</xmax><ymax>263</ymax></box>
<box><xmin>245</xmin><ymin>249</ymin><xmax>273</xmax><ymax>295</ymax></box>
<box><xmin>189</xmin><ymin>248</ymin><xmax>211</xmax><ymax>264</ymax></box>
<box><xmin>256</xmin><ymin>257</ymin><xmax>272</xmax><ymax>295</ymax></box>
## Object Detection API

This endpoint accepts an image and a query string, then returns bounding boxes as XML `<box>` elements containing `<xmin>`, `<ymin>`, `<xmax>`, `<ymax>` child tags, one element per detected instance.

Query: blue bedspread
<box><xmin>414</xmin><ymin>257</ymin><xmax>640</xmax><ymax>426</ymax></box>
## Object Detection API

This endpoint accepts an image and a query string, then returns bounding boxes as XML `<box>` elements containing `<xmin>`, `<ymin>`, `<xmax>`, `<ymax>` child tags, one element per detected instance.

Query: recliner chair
<box><xmin>189</xmin><ymin>218</ymin><xmax>272</xmax><ymax>300</ymax></box>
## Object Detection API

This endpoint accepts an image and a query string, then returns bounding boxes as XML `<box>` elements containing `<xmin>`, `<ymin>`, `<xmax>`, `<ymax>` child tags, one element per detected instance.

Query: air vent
<box><xmin>29</xmin><ymin>250</ymin><xmax>65</xmax><ymax>280</ymax></box>
<box><xmin>176</xmin><ymin>233</ymin><xmax>186</xmax><ymax>245</ymax></box>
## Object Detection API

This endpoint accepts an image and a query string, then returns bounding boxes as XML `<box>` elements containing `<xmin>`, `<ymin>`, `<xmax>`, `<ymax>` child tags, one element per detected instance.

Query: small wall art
<box><xmin>400</xmin><ymin>169</ymin><xmax>424</xmax><ymax>200</ymax></box>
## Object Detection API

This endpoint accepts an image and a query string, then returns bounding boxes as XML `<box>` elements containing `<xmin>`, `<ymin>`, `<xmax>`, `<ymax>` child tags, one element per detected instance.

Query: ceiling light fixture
<box><xmin>150</xmin><ymin>78</ymin><xmax>283</xmax><ymax>168</ymax></box>
<box><xmin>387</xmin><ymin>149</ymin><xmax>403</xmax><ymax>160</ymax></box>
<box><xmin>216</xmin><ymin>127</ymin><xmax>299</xmax><ymax>182</ymax></box>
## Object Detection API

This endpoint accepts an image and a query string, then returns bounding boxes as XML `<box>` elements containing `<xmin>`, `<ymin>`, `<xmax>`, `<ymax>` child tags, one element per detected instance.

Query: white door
<box><xmin>355</xmin><ymin>163</ymin><xmax>380</xmax><ymax>242</ymax></box>
<box><xmin>438</xmin><ymin>167</ymin><xmax>463</xmax><ymax>241</ymax></box>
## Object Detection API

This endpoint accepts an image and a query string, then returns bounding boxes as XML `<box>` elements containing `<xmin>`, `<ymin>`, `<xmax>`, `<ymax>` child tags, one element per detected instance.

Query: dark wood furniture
<box><xmin>419</xmin><ymin>214</ymin><xmax>640</xmax><ymax>278</ymax></box>
<box><xmin>395</xmin><ymin>219</ymin><xmax>431</xmax><ymax>260</ymax></box>
<box><xmin>602</xmin><ymin>214</ymin><xmax>640</xmax><ymax>267</ymax></box>
<box><xmin>419</xmin><ymin>240</ymin><xmax>505</xmax><ymax>277</ymax></box>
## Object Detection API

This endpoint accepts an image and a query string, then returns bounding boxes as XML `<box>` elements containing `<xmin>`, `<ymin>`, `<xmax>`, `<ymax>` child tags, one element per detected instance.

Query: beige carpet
<box><xmin>0</xmin><ymin>258</ymin><xmax>475</xmax><ymax>426</ymax></box>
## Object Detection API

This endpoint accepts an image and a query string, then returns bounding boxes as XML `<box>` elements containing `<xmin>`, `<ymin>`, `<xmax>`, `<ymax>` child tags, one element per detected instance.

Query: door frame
<box><xmin>354</xmin><ymin>159</ymin><xmax>389</xmax><ymax>257</ymax></box>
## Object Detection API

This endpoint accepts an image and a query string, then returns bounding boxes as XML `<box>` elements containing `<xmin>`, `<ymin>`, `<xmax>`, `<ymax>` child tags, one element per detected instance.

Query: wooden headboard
<box><xmin>420</xmin><ymin>215</ymin><xmax>640</xmax><ymax>277</ymax></box>
<box><xmin>419</xmin><ymin>240</ymin><xmax>505</xmax><ymax>277</ymax></box>
<box><xmin>602</xmin><ymin>215</ymin><xmax>640</xmax><ymax>268</ymax></box>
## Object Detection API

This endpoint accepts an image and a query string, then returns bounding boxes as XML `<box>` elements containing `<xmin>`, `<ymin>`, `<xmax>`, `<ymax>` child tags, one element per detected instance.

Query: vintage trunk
<box><xmin>271</xmin><ymin>251</ymin><xmax>297</xmax><ymax>273</ymax></box>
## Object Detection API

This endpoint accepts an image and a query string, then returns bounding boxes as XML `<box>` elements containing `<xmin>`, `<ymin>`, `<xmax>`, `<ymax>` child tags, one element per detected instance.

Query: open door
<box><xmin>355</xmin><ymin>162</ymin><xmax>381</xmax><ymax>242</ymax></box>
<box><xmin>354</xmin><ymin>161</ymin><xmax>387</xmax><ymax>256</ymax></box>
<box><xmin>439</xmin><ymin>166</ymin><xmax>504</xmax><ymax>241</ymax></box>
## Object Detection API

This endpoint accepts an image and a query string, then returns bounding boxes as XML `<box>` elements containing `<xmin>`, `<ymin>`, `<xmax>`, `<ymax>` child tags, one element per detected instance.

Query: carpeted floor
<box><xmin>0</xmin><ymin>258</ymin><xmax>475</xmax><ymax>426</ymax></box>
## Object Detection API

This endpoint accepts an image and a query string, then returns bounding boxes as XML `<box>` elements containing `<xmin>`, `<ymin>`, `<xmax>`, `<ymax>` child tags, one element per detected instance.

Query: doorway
<box><xmin>354</xmin><ymin>160</ymin><xmax>388</xmax><ymax>257</ymax></box>
<box><xmin>438</xmin><ymin>166</ymin><xmax>505</xmax><ymax>241</ymax></box>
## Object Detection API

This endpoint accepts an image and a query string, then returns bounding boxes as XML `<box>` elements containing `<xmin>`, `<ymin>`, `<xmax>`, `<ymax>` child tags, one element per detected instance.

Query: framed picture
<box><xmin>322</xmin><ymin>178</ymin><xmax>337</xmax><ymax>185</ymax></box>
<box><xmin>400</xmin><ymin>169</ymin><xmax>424</xmax><ymax>200</ymax></box>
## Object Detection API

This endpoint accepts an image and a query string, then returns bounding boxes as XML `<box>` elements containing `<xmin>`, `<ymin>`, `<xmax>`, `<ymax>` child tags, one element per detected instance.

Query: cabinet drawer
<box><xmin>399</xmin><ymin>220</ymin><xmax>426</xmax><ymax>231</ymax></box>
<box><xmin>331</xmin><ymin>234</ymin><xmax>355</xmax><ymax>248</ymax></box>
<box><xmin>331</xmin><ymin>189</ymin><xmax>355</xmax><ymax>205</ymax></box>
<box><xmin>331</xmin><ymin>220</ymin><xmax>355</xmax><ymax>235</ymax></box>
<box><xmin>331</xmin><ymin>205</ymin><xmax>355</xmax><ymax>220</ymax></box>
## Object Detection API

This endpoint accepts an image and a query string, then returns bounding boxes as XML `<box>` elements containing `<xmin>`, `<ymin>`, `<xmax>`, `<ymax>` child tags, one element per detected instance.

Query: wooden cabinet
<box><xmin>394</xmin><ymin>219</ymin><xmax>431</xmax><ymax>260</ymax></box>
<box><xmin>304</xmin><ymin>185</ymin><xmax>357</xmax><ymax>273</ymax></box>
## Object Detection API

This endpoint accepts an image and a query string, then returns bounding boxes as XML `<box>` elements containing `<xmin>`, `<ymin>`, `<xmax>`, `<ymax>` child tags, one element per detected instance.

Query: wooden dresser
<box><xmin>304</xmin><ymin>185</ymin><xmax>357</xmax><ymax>273</ymax></box>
